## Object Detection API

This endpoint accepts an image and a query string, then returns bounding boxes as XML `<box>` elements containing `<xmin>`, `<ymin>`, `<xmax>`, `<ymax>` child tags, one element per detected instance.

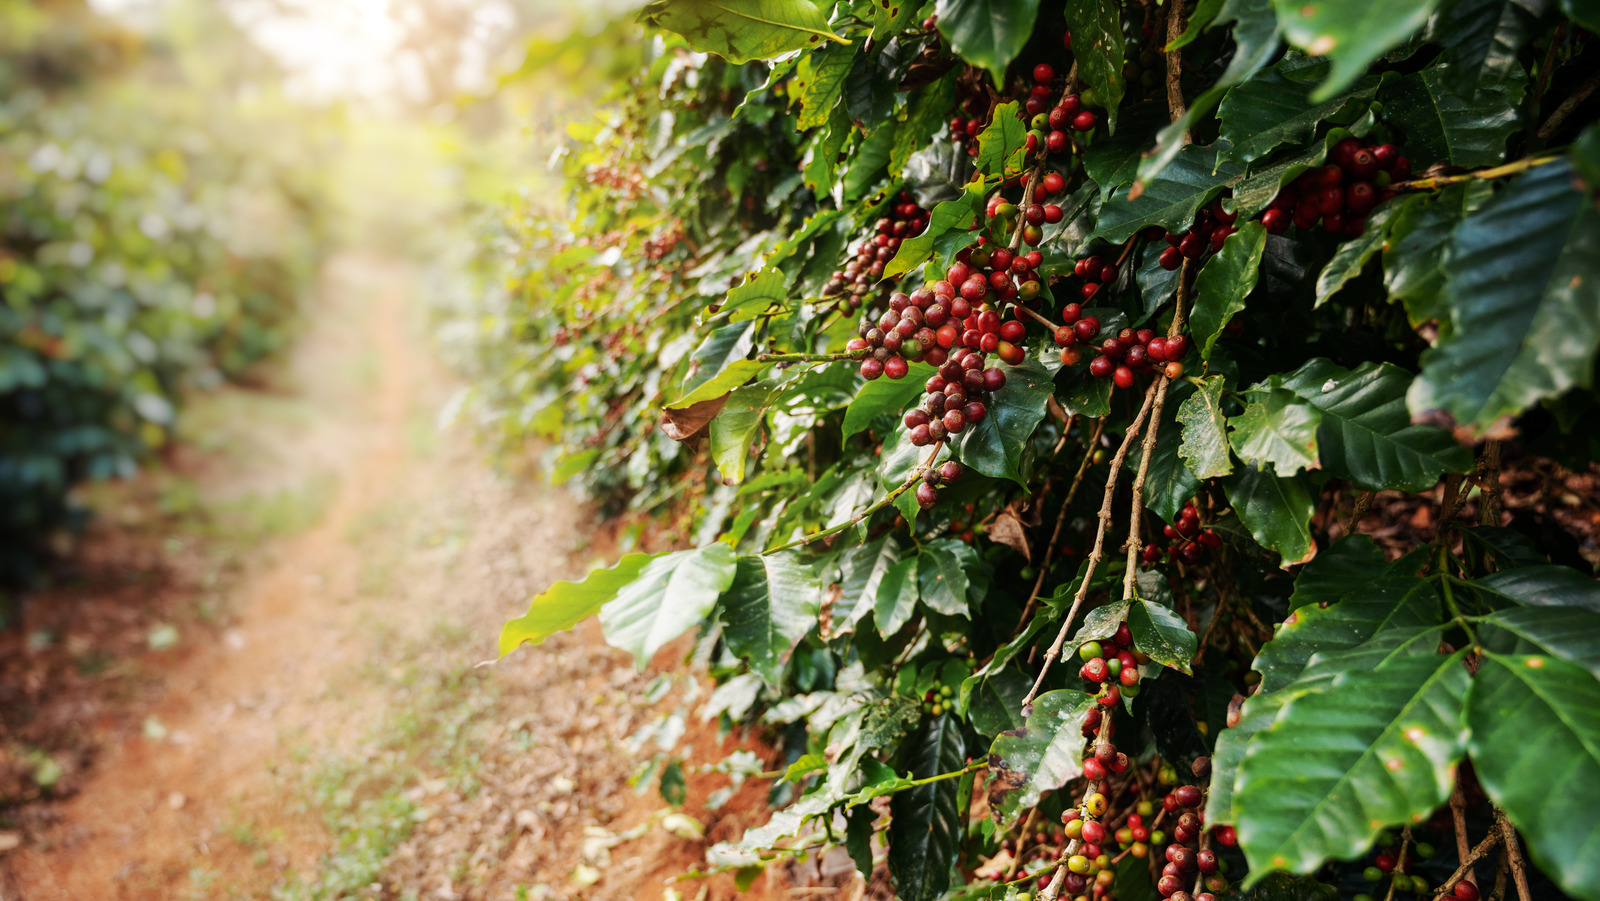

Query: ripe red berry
<box><xmin>1349</xmin><ymin>148</ymin><xmax>1379</xmax><ymax>179</ymax></box>
<box><xmin>1080</xmin><ymin>282</ymin><xmax>1100</xmax><ymax>299</ymax></box>
<box><xmin>1453</xmin><ymin>881</ymin><xmax>1481</xmax><ymax>901</ymax></box>
<box><xmin>1172</xmin><ymin>784</ymin><xmax>1203</xmax><ymax>808</ymax></box>
<box><xmin>998</xmin><ymin>320</ymin><xmax>1025</xmax><ymax>343</ymax></box>
<box><xmin>915</xmin><ymin>482</ymin><xmax>938</xmax><ymax>508</ymax></box>
<box><xmin>1033</xmin><ymin>63</ymin><xmax>1055</xmax><ymax>84</ymax></box>
<box><xmin>1099</xmin><ymin>263</ymin><xmax>1118</xmax><ymax>282</ymax></box>
<box><xmin>1261</xmin><ymin>208</ymin><xmax>1289</xmax><ymax>234</ymax></box>
<box><xmin>1075</xmin><ymin>317</ymin><xmax>1100</xmax><ymax>341</ymax></box>
<box><xmin>1347</xmin><ymin>181</ymin><xmax>1377</xmax><ymax>213</ymax></box>
<box><xmin>1158</xmin><ymin>246</ymin><xmax>1183</xmax><ymax>270</ymax></box>
<box><xmin>860</xmin><ymin>358</ymin><xmax>884</xmax><ymax>379</ymax></box>
<box><xmin>1044</xmin><ymin>204</ymin><xmax>1063</xmax><ymax>224</ymax></box>
<box><xmin>1113</xmin><ymin>365</ymin><xmax>1135</xmax><ymax>389</ymax></box>
<box><xmin>1333</xmin><ymin>137</ymin><xmax>1361</xmax><ymax>167</ymax></box>
<box><xmin>884</xmin><ymin>356</ymin><xmax>909</xmax><ymax>379</ymax></box>
<box><xmin>1054</xmin><ymin>326</ymin><xmax>1076</xmax><ymax>347</ymax></box>
<box><xmin>1072</xmin><ymin>110</ymin><xmax>1096</xmax><ymax>132</ymax></box>
<box><xmin>1088</xmin><ymin>355</ymin><xmax>1114</xmax><ymax>378</ymax></box>
<box><xmin>1042</xmin><ymin>171</ymin><xmax>1066</xmax><ymax>195</ymax></box>
<box><xmin>1083</xmin><ymin>758</ymin><xmax>1107</xmax><ymax>781</ymax></box>
<box><xmin>1081</xmin><ymin>657</ymin><xmax>1109</xmax><ymax>682</ymax></box>
<box><xmin>1179</xmin><ymin>233</ymin><xmax>1206</xmax><ymax>260</ymax></box>
<box><xmin>1047</xmin><ymin>130</ymin><xmax>1069</xmax><ymax>154</ymax></box>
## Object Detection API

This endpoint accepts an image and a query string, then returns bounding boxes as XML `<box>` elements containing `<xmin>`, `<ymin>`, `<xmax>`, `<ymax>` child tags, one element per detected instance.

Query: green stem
<box><xmin>1391</xmin><ymin>155</ymin><xmax>1563</xmax><ymax>194</ymax></box>
<box><xmin>756</xmin><ymin>350</ymin><xmax>866</xmax><ymax>364</ymax></box>
<box><xmin>764</xmin><ymin>442</ymin><xmax>944</xmax><ymax>553</ymax></box>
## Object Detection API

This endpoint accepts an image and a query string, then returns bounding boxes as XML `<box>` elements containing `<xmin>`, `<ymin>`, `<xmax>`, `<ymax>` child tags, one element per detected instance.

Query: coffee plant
<box><xmin>0</xmin><ymin>1</ymin><xmax>328</xmax><ymax>580</ymax></box>
<box><xmin>476</xmin><ymin>1</ymin><xmax>1600</xmax><ymax>898</ymax></box>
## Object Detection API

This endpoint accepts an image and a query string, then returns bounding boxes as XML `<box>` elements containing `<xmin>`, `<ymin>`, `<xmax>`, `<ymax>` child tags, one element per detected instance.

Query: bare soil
<box><xmin>0</xmin><ymin>255</ymin><xmax>774</xmax><ymax>901</ymax></box>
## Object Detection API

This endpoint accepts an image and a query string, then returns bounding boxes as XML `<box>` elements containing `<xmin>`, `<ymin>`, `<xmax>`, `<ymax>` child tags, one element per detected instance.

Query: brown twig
<box><xmin>1016</xmin><ymin>305</ymin><xmax>1061</xmax><ymax>332</ymax></box>
<box><xmin>1537</xmin><ymin>67</ymin><xmax>1600</xmax><ymax>140</ymax></box>
<box><xmin>1431</xmin><ymin>828</ymin><xmax>1502</xmax><ymax>900</ymax></box>
<box><xmin>1477</xmin><ymin>440</ymin><xmax>1503</xmax><ymax>527</ymax></box>
<box><xmin>1023</xmin><ymin>382</ymin><xmax>1161</xmax><ymax>706</ymax></box>
<box><xmin>1450</xmin><ymin>781</ymin><xmax>1476</xmax><ymax>891</ymax></box>
<box><xmin>1490</xmin><ymin>845</ymin><xmax>1510</xmax><ymax>901</ymax></box>
<box><xmin>1384</xmin><ymin>826</ymin><xmax>1414</xmax><ymax>901</ymax></box>
<box><xmin>1003</xmin><ymin>806</ymin><xmax>1042</xmax><ymax>879</ymax></box>
<box><xmin>756</xmin><ymin>350</ymin><xmax>867</xmax><ymax>364</ymax></box>
<box><xmin>1009</xmin><ymin>163</ymin><xmax>1046</xmax><ymax>253</ymax></box>
<box><xmin>1122</xmin><ymin>373</ymin><xmax>1173</xmax><ymax>600</ymax></box>
<box><xmin>1011</xmin><ymin>417</ymin><xmax>1108</xmax><ymax>635</ymax></box>
<box><xmin>1531</xmin><ymin>23</ymin><xmax>1567</xmax><ymax>127</ymax></box>
<box><xmin>1164</xmin><ymin>0</ymin><xmax>1189</xmax><ymax>136</ymax></box>
<box><xmin>1038</xmin><ymin>700</ymin><xmax>1116</xmax><ymax>901</ymax></box>
<box><xmin>1499</xmin><ymin>812</ymin><xmax>1533</xmax><ymax>901</ymax></box>
<box><xmin>1345</xmin><ymin>491</ymin><xmax>1375</xmax><ymax>534</ymax></box>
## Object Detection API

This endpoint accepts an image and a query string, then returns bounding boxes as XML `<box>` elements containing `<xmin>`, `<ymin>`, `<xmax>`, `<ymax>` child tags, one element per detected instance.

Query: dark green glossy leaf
<box><xmin>875</xmin><ymin>555</ymin><xmax>921</xmax><ymax>637</ymax></box>
<box><xmin>721</xmin><ymin>553</ymin><xmax>822</xmax><ymax>685</ymax></box>
<box><xmin>1276</xmin><ymin>359</ymin><xmax>1472</xmax><ymax>492</ymax></box>
<box><xmin>1225</xmin><ymin>463</ymin><xmax>1317</xmax><ymax>565</ymax></box>
<box><xmin>1177</xmin><ymin>374</ymin><xmax>1233</xmax><ymax>479</ymax></box>
<box><xmin>950</xmin><ymin>355</ymin><xmax>1053</xmax><ymax>483</ymax></box>
<box><xmin>1382</xmin><ymin>183</ymin><xmax>1492</xmax><ymax>327</ymax></box>
<box><xmin>1083</xmin><ymin>103</ymin><xmax>1168</xmax><ymax>200</ymax></box>
<box><xmin>1129</xmin><ymin>598</ymin><xmax>1198</xmax><ymax>674</ymax></box>
<box><xmin>672</xmin><ymin>320</ymin><xmax>759</xmax><ymax>407</ymax></box>
<box><xmin>968</xmin><ymin>668</ymin><xmax>1031</xmax><ymax>737</ymax></box>
<box><xmin>599</xmin><ymin>544</ymin><xmax>740</xmax><ymax>664</ymax></box>
<box><xmin>835</xmin><ymin>537</ymin><xmax>903</xmax><ymax>632</ymax></box>
<box><xmin>1218</xmin><ymin>62</ymin><xmax>1381</xmax><ymax>166</ymax></box>
<box><xmin>1096</xmin><ymin>144</ymin><xmax>1245</xmax><ymax>243</ymax></box>
<box><xmin>803</xmin><ymin>105</ymin><xmax>854</xmax><ymax>200</ymax></box>
<box><xmin>934</xmin><ymin>0</ymin><xmax>1041</xmax><ymax>86</ymax></box>
<box><xmin>1435</xmin><ymin>0</ymin><xmax>1541</xmax><ymax>100</ymax></box>
<box><xmin>842</xmin><ymin>122</ymin><xmax>898</xmax><ymax>201</ymax></box>
<box><xmin>1191</xmin><ymin>221</ymin><xmax>1268</xmax><ymax>361</ymax></box>
<box><xmin>1382</xmin><ymin>65</ymin><xmax>1526</xmax><ymax>167</ymax></box>
<box><xmin>1562</xmin><ymin>0</ymin><xmax>1600</xmax><ymax>30</ymax></box>
<box><xmin>918</xmin><ymin>538</ymin><xmax>983</xmax><ymax>617</ymax></box>
<box><xmin>638</xmin><ymin>0</ymin><xmax>850</xmax><ymax>64</ymax></box>
<box><xmin>1231</xmin><ymin>873</ymin><xmax>1339</xmax><ymax>901</ymax></box>
<box><xmin>1313</xmin><ymin>205</ymin><xmax>1395</xmax><ymax>307</ymax></box>
<box><xmin>1269</xmin><ymin>0</ymin><xmax>1439</xmax><ymax>102</ymax></box>
<box><xmin>1062</xmin><ymin>0</ymin><xmax>1127</xmax><ymax>131</ymax></box>
<box><xmin>986</xmin><ymin>689</ymin><xmax>1097</xmax><ymax>824</ymax></box>
<box><xmin>845</xmin><ymin>804</ymin><xmax>874</xmax><ymax>877</ymax></box>
<box><xmin>1468</xmin><ymin>652</ymin><xmax>1600</xmax><ymax>901</ymax></box>
<box><xmin>890</xmin><ymin>714</ymin><xmax>966</xmax><ymax>901</ymax></box>
<box><xmin>1135</xmin><ymin>380</ymin><xmax>1204</xmax><ymax>524</ymax></box>
<box><xmin>893</xmin><ymin>71</ymin><xmax>960</xmax><ymax>177</ymax></box>
<box><xmin>1465</xmin><ymin>565</ymin><xmax>1600</xmax><ymax>612</ymax></box>
<box><xmin>1481</xmin><ymin>605</ymin><xmax>1600</xmax><ymax>683</ymax></box>
<box><xmin>1229</xmin><ymin>388</ymin><xmax>1321</xmax><ymax>476</ymax></box>
<box><xmin>885</xmin><ymin>184</ymin><xmax>984</xmax><ymax>279</ymax></box>
<box><xmin>1409</xmin><ymin>159</ymin><xmax>1600</xmax><ymax>436</ymax></box>
<box><xmin>1256</xmin><ymin>575</ymin><xmax>1441</xmax><ymax>692</ymax></box>
<box><xmin>1286</xmin><ymin>535</ymin><xmax>1391</xmax><ymax>610</ymax></box>
<box><xmin>1235</xmin><ymin>651</ymin><xmax>1470</xmax><ymax>879</ymax></box>
<box><xmin>976</xmin><ymin>101</ymin><xmax>1027</xmax><ymax>178</ymax></box>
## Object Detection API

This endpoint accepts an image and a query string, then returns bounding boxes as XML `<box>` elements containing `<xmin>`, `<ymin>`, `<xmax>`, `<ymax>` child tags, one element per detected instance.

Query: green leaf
<box><xmin>1177</xmin><ymin>375</ymin><xmax>1233</xmax><ymax>479</ymax></box>
<box><xmin>875</xmin><ymin>555</ymin><xmax>921</xmax><ymax>637</ymax></box>
<box><xmin>933</xmin><ymin>0</ymin><xmax>1041</xmax><ymax>87</ymax></box>
<box><xmin>1129</xmin><ymin>599</ymin><xmax>1198</xmax><ymax>675</ymax></box>
<box><xmin>1134</xmin><ymin>380</ymin><xmax>1204</xmax><ymax>523</ymax></box>
<box><xmin>1468</xmin><ymin>652</ymin><xmax>1600</xmax><ymax>901</ymax></box>
<box><xmin>1096</xmin><ymin>144</ymin><xmax>1245</xmax><ymax>243</ymax></box>
<box><xmin>803</xmin><ymin>105</ymin><xmax>853</xmax><ymax>200</ymax></box>
<box><xmin>1218</xmin><ymin>63</ymin><xmax>1382</xmax><ymax>166</ymax></box>
<box><xmin>1383</xmin><ymin>65</ymin><xmax>1526</xmax><ymax>168</ymax></box>
<box><xmin>985</xmin><ymin>689</ymin><xmax>1097</xmax><ymax>824</ymax></box>
<box><xmin>711</xmin><ymin>381</ymin><xmax>781</xmax><ymax>483</ymax></box>
<box><xmin>599</xmin><ymin>544</ymin><xmax>740</xmax><ymax>664</ymax></box>
<box><xmin>1283</xmin><ymin>360</ymin><xmax>1472</xmax><ymax>493</ymax></box>
<box><xmin>835</xmin><ymin>537</ymin><xmax>903</xmax><ymax>632</ymax></box>
<box><xmin>975</xmin><ymin>101</ymin><xmax>1027</xmax><ymax>178</ymax></box>
<box><xmin>1235</xmin><ymin>651</ymin><xmax>1471</xmax><ymax>880</ymax></box>
<box><xmin>1562</xmin><ymin>0</ymin><xmax>1600</xmax><ymax>31</ymax></box>
<box><xmin>884</xmin><ymin>185</ymin><xmax>984</xmax><ymax>279</ymax></box>
<box><xmin>917</xmin><ymin>538</ymin><xmax>982</xmax><ymax>618</ymax></box>
<box><xmin>1313</xmin><ymin>206</ymin><xmax>1394</xmax><ymax>307</ymax></box>
<box><xmin>1062</xmin><ymin>0</ymin><xmax>1127</xmax><ymax>131</ymax></box>
<box><xmin>845</xmin><ymin>804</ymin><xmax>874</xmax><ymax>876</ymax></box>
<box><xmin>1285</xmin><ymin>535</ymin><xmax>1390</xmax><ymax>610</ymax></box>
<box><xmin>1192</xmin><ymin>221</ymin><xmax>1268</xmax><ymax>361</ymax></box>
<box><xmin>721</xmin><ymin>553</ymin><xmax>822</xmax><ymax>685</ymax></box>
<box><xmin>842</xmin><ymin>122</ymin><xmax>898</xmax><ymax>201</ymax></box>
<box><xmin>967</xmin><ymin>669</ymin><xmax>1031</xmax><ymax>737</ymax></box>
<box><xmin>1467</xmin><ymin>565</ymin><xmax>1600</xmax><ymax>613</ymax></box>
<box><xmin>672</xmin><ymin>320</ymin><xmax>758</xmax><ymax>408</ymax></box>
<box><xmin>1269</xmin><ymin>0</ymin><xmax>1439</xmax><ymax>102</ymax></box>
<box><xmin>1409</xmin><ymin>159</ymin><xmax>1600</xmax><ymax>436</ymax></box>
<box><xmin>1231</xmin><ymin>874</ymin><xmax>1340</xmax><ymax>901</ymax></box>
<box><xmin>1083</xmin><ymin>103</ymin><xmax>1169</xmax><ymax>199</ymax></box>
<box><xmin>1435</xmin><ymin>0</ymin><xmax>1540</xmax><ymax>100</ymax></box>
<box><xmin>1382</xmin><ymin>183</ymin><xmax>1492</xmax><ymax>327</ymax></box>
<box><xmin>793</xmin><ymin>44</ymin><xmax>857</xmax><ymax>130</ymax></box>
<box><xmin>1255</xmin><ymin>575</ymin><xmax>1440</xmax><ymax>692</ymax></box>
<box><xmin>1229</xmin><ymin>389</ymin><xmax>1322</xmax><ymax>476</ymax></box>
<box><xmin>890</xmin><ymin>714</ymin><xmax>966</xmax><ymax>901</ymax></box>
<box><xmin>949</xmin><ymin>355</ymin><xmax>1052</xmax><ymax>484</ymax></box>
<box><xmin>499</xmin><ymin>553</ymin><xmax>657</xmax><ymax>657</ymax></box>
<box><xmin>892</xmin><ymin>71</ymin><xmax>960</xmax><ymax>178</ymax></box>
<box><xmin>1481</xmin><ymin>606</ymin><xmax>1600</xmax><ymax>683</ymax></box>
<box><xmin>1225</xmin><ymin>463</ymin><xmax>1317</xmax><ymax>565</ymax></box>
<box><xmin>638</xmin><ymin>0</ymin><xmax>850</xmax><ymax>64</ymax></box>
<box><xmin>842</xmin><ymin>362</ymin><xmax>935</xmax><ymax>440</ymax></box>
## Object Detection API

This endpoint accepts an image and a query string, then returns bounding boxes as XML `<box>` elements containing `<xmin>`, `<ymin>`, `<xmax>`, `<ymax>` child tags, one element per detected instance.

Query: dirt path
<box><xmin>0</xmin><ymin>254</ymin><xmax>772</xmax><ymax>901</ymax></box>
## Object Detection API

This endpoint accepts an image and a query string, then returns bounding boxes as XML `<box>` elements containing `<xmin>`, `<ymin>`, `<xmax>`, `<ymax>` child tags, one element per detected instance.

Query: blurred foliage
<box><xmin>0</xmin><ymin>0</ymin><xmax>333</xmax><ymax>581</ymax></box>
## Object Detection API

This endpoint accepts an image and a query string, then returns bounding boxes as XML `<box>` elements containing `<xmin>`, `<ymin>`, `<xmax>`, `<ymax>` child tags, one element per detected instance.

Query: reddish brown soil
<box><xmin>0</xmin><ymin>255</ymin><xmax>776</xmax><ymax>901</ymax></box>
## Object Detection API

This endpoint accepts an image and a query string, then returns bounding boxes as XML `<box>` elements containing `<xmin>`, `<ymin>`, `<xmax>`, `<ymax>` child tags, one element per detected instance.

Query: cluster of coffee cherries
<box><xmin>1077</xmin><ymin>633</ymin><xmax>1142</xmax><ymax>706</ymax></box>
<box><xmin>913</xmin><ymin>460</ymin><xmax>964</xmax><ymax>510</ymax></box>
<box><xmin>1024</xmin><ymin>64</ymin><xmax>1100</xmax><ymax>154</ymax></box>
<box><xmin>1151</xmin><ymin>776</ymin><xmax>1234</xmax><ymax>901</ymax></box>
<box><xmin>948</xmin><ymin>81</ymin><xmax>997</xmax><ymax>154</ymax></box>
<box><xmin>904</xmin><ymin>353</ymin><xmax>1008</xmax><ymax>443</ymax></box>
<box><xmin>1260</xmin><ymin>138</ymin><xmax>1411</xmax><ymax>238</ymax></box>
<box><xmin>1154</xmin><ymin>201</ymin><xmax>1241</xmax><ymax>271</ymax></box>
<box><xmin>1054</xmin><ymin>313</ymin><xmax>1191</xmax><ymax>390</ymax></box>
<box><xmin>983</xmin><ymin>167</ymin><xmax>1073</xmax><ymax>250</ymax></box>
<box><xmin>920</xmin><ymin>683</ymin><xmax>955</xmax><ymax>716</ymax></box>
<box><xmin>1056</xmin><ymin>793</ymin><xmax>1117</xmax><ymax>898</ymax></box>
<box><xmin>1142</xmin><ymin>502</ymin><xmax>1222</xmax><ymax>566</ymax></box>
<box><xmin>1354</xmin><ymin>830</ymin><xmax>1444</xmax><ymax>899</ymax></box>
<box><xmin>1066</xmin><ymin>252</ymin><xmax>1119</xmax><ymax>300</ymax></box>
<box><xmin>823</xmin><ymin>192</ymin><xmax>929</xmax><ymax>308</ymax></box>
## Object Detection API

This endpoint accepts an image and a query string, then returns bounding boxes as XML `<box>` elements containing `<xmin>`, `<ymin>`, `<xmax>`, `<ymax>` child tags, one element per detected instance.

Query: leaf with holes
<box><xmin>986</xmin><ymin>689</ymin><xmax>1097</xmax><ymax>824</ymax></box>
<box><xmin>1409</xmin><ymin>159</ymin><xmax>1600</xmax><ymax>436</ymax></box>
<box><xmin>1178</xmin><ymin>374</ymin><xmax>1233</xmax><ymax>479</ymax></box>
<box><xmin>1235</xmin><ymin>651</ymin><xmax>1470</xmax><ymax>880</ymax></box>
<box><xmin>1468</xmin><ymin>652</ymin><xmax>1600</xmax><ymax>901</ymax></box>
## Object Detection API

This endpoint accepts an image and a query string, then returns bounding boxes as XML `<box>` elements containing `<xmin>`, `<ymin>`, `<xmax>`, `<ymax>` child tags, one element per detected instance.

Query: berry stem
<box><xmin>1009</xmin><ymin>162</ymin><xmax>1046</xmax><ymax>253</ymax></box>
<box><xmin>1430</xmin><ymin>828</ymin><xmax>1502</xmax><ymax>901</ymax></box>
<box><xmin>1037</xmin><ymin>686</ymin><xmax>1117</xmax><ymax>901</ymax></box>
<box><xmin>755</xmin><ymin>350</ymin><xmax>868</xmax><ymax>364</ymax></box>
<box><xmin>1344</xmin><ymin>490</ymin><xmax>1376</xmax><ymax>535</ymax></box>
<box><xmin>1009</xmin><ymin>417</ymin><xmax>1108</xmax><ymax>639</ymax></box>
<box><xmin>764</xmin><ymin>442</ymin><xmax>943</xmax><ymax>552</ymax></box>
<box><xmin>1015</xmin><ymin>304</ymin><xmax>1061</xmax><ymax>332</ymax></box>
<box><xmin>1450</xmin><ymin>780</ymin><xmax>1476</xmax><ymax>891</ymax></box>
<box><xmin>1389</xmin><ymin>155</ymin><xmax>1563</xmax><ymax>193</ymax></box>
<box><xmin>1536</xmin><ymin>67</ymin><xmax>1600</xmax><ymax>140</ymax></box>
<box><xmin>1383</xmin><ymin>826</ymin><xmax>1414</xmax><ymax>901</ymax></box>
<box><xmin>1023</xmin><ymin>380</ymin><xmax>1161</xmax><ymax>707</ymax></box>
